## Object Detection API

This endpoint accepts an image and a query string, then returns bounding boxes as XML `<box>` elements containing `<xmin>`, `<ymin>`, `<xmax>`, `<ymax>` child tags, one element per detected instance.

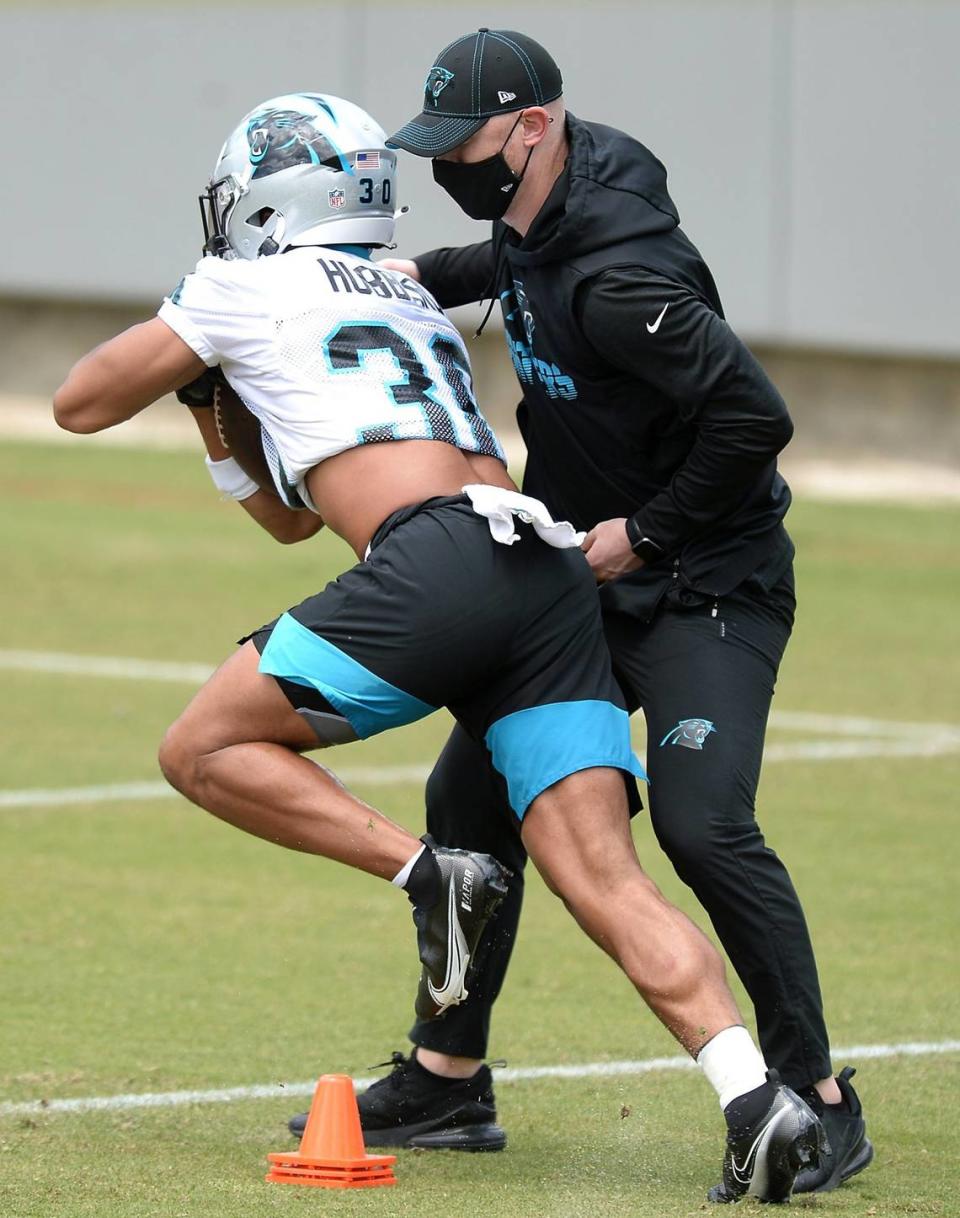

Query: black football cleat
<box><xmin>792</xmin><ymin>1066</ymin><xmax>874</xmax><ymax>1193</ymax></box>
<box><xmin>709</xmin><ymin>1071</ymin><xmax>825</xmax><ymax>1204</ymax></box>
<box><xmin>288</xmin><ymin>1051</ymin><xmax>506</xmax><ymax>1151</ymax></box>
<box><xmin>413</xmin><ymin>840</ymin><xmax>509</xmax><ymax>1020</ymax></box>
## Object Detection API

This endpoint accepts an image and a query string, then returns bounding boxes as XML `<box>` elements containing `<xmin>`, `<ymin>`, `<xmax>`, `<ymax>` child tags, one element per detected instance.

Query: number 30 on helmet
<box><xmin>199</xmin><ymin>93</ymin><xmax>399</xmax><ymax>259</ymax></box>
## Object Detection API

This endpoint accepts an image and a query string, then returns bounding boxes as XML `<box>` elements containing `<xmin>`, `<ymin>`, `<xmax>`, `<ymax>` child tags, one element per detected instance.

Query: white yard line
<box><xmin>0</xmin><ymin>649</ymin><xmax>215</xmax><ymax>684</ymax></box>
<box><xmin>7</xmin><ymin>725</ymin><xmax>960</xmax><ymax>813</ymax></box>
<box><xmin>763</xmin><ymin>736</ymin><xmax>960</xmax><ymax>762</ymax></box>
<box><xmin>1</xmin><ymin>1039</ymin><xmax>957</xmax><ymax>1119</ymax></box>
<box><xmin>0</xmin><ymin>781</ymin><xmax>174</xmax><ymax>808</ymax></box>
<box><xmin>0</xmin><ymin>768</ymin><xmax>433</xmax><ymax>809</ymax></box>
<box><xmin>769</xmin><ymin>710</ymin><xmax>960</xmax><ymax>738</ymax></box>
<box><xmin>2</xmin><ymin>650</ymin><xmax>957</xmax><ymax>739</ymax></box>
<box><xmin>2</xmin><ymin>655</ymin><xmax>957</xmax><ymax>1121</ymax></box>
<box><xmin>2</xmin><ymin>649</ymin><xmax>958</xmax><ymax>812</ymax></box>
<box><xmin>3</xmin><ymin>725</ymin><xmax>959</xmax><ymax>810</ymax></box>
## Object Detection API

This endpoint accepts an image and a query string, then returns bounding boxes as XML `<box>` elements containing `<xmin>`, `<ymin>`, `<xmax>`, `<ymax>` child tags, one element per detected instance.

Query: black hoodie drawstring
<box><xmin>474</xmin><ymin>293</ymin><xmax>498</xmax><ymax>339</ymax></box>
<box><xmin>474</xmin><ymin>223</ymin><xmax>510</xmax><ymax>337</ymax></box>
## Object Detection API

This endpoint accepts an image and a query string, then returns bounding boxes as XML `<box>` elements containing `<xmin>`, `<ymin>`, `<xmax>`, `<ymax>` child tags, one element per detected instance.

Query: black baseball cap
<box><xmin>388</xmin><ymin>29</ymin><xmax>563</xmax><ymax>157</ymax></box>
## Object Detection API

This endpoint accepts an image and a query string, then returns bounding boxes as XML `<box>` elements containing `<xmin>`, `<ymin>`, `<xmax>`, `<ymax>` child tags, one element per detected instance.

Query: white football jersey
<box><xmin>158</xmin><ymin>247</ymin><xmax>505</xmax><ymax>510</ymax></box>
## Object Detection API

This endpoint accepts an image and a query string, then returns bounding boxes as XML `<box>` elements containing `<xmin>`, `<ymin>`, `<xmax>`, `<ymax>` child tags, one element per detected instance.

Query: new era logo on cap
<box><xmin>389</xmin><ymin>28</ymin><xmax>563</xmax><ymax>157</ymax></box>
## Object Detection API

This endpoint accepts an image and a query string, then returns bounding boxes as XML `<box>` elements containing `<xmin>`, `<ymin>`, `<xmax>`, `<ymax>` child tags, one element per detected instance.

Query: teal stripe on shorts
<box><xmin>485</xmin><ymin>700</ymin><xmax>647</xmax><ymax>817</ymax></box>
<box><xmin>258</xmin><ymin>612</ymin><xmax>437</xmax><ymax>739</ymax></box>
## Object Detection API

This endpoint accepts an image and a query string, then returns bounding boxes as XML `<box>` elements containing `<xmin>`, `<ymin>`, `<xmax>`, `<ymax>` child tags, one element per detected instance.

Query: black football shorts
<box><xmin>250</xmin><ymin>496</ymin><xmax>644</xmax><ymax>818</ymax></box>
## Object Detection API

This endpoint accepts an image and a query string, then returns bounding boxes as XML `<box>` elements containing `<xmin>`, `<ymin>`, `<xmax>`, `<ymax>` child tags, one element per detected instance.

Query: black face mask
<box><xmin>432</xmin><ymin>114</ymin><xmax>533</xmax><ymax>221</ymax></box>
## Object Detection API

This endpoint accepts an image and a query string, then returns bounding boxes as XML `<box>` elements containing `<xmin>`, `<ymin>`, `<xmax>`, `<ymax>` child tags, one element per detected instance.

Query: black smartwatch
<box><xmin>625</xmin><ymin>515</ymin><xmax>665</xmax><ymax>565</ymax></box>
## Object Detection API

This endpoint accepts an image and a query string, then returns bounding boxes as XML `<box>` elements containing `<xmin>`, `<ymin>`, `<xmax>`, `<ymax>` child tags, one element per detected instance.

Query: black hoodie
<box><xmin>417</xmin><ymin>114</ymin><xmax>795</xmax><ymax>618</ymax></box>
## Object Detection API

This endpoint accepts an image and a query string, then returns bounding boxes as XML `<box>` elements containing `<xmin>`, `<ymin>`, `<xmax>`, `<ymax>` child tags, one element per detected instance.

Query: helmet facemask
<box><xmin>199</xmin><ymin>173</ymin><xmax>246</xmax><ymax>258</ymax></box>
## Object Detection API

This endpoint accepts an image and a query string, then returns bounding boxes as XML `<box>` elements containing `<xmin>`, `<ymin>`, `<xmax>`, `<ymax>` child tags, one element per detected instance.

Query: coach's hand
<box><xmin>175</xmin><ymin>365</ymin><xmax>225</xmax><ymax>408</ymax></box>
<box><xmin>581</xmin><ymin>518</ymin><xmax>644</xmax><ymax>583</ymax></box>
<box><xmin>378</xmin><ymin>258</ymin><xmax>421</xmax><ymax>281</ymax></box>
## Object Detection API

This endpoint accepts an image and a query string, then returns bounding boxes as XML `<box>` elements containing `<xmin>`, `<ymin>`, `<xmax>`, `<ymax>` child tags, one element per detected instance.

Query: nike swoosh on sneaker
<box><xmin>729</xmin><ymin>1105</ymin><xmax>793</xmax><ymax>1188</ymax></box>
<box><xmin>427</xmin><ymin>881</ymin><xmax>469</xmax><ymax>1009</ymax></box>
<box><xmin>646</xmin><ymin>303</ymin><xmax>669</xmax><ymax>334</ymax></box>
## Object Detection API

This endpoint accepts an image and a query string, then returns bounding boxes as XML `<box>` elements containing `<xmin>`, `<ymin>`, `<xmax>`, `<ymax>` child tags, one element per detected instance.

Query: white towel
<box><xmin>463</xmin><ymin>484</ymin><xmax>586</xmax><ymax>549</ymax></box>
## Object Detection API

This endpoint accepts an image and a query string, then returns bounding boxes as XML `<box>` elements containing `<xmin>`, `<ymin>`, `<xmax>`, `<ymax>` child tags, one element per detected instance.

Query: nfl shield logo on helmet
<box><xmin>328</xmin><ymin>188</ymin><xmax>346</xmax><ymax>210</ymax></box>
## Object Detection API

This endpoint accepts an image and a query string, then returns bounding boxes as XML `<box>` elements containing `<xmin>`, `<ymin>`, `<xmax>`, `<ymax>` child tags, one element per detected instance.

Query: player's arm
<box><xmin>185</xmin><ymin>386</ymin><xmax>324</xmax><ymax>546</ymax></box>
<box><xmin>53</xmin><ymin>318</ymin><xmax>206</xmax><ymax>434</ymax></box>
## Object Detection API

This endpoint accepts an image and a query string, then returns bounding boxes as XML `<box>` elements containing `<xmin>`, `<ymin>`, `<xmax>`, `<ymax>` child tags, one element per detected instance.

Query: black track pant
<box><xmin>409</xmin><ymin>569</ymin><xmax>834</xmax><ymax>1091</ymax></box>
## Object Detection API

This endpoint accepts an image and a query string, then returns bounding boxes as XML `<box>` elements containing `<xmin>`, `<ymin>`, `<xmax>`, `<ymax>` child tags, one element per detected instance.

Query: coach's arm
<box><xmin>379</xmin><ymin>240</ymin><xmax>494</xmax><ymax>309</ymax></box>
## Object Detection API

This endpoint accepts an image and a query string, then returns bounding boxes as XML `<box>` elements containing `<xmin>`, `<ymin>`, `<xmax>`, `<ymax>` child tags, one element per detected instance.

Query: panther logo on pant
<box><xmin>660</xmin><ymin>718</ymin><xmax>717</xmax><ymax>750</ymax></box>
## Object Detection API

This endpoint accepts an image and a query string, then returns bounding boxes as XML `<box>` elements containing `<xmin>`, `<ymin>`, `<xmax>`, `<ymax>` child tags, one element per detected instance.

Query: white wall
<box><xmin>2</xmin><ymin>1</ymin><xmax>957</xmax><ymax>355</ymax></box>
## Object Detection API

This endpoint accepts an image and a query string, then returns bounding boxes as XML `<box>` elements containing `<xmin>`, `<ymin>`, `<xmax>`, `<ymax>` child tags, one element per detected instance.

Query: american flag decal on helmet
<box><xmin>355</xmin><ymin>151</ymin><xmax>381</xmax><ymax>169</ymax></box>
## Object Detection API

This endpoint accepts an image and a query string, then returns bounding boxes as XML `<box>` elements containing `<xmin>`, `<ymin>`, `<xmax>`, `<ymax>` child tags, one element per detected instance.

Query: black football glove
<box><xmin>175</xmin><ymin>365</ymin><xmax>226</xmax><ymax>408</ymax></box>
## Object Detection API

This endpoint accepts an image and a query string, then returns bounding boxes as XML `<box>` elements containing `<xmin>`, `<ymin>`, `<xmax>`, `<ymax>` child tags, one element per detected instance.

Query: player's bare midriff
<box><xmin>305</xmin><ymin>440</ymin><xmax>516</xmax><ymax>558</ymax></box>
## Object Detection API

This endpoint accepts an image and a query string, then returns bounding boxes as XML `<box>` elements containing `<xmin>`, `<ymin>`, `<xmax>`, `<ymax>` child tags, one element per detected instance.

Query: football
<box><xmin>213</xmin><ymin>380</ymin><xmax>279</xmax><ymax>497</ymax></box>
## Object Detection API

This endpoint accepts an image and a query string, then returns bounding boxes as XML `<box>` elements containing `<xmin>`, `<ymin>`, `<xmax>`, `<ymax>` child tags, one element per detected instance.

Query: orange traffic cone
<box><xmin>266</xmin><ymin>1074</ymin><xmax>397</xmax><ymax>1189</ymax></box>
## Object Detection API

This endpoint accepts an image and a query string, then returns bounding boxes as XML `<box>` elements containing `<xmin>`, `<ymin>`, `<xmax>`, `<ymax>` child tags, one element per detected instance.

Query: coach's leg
<box><xmin>158</xmin><ymin>641</ymin><xmax>421</xmax><ymax>877</ymax></box>
<box><xmin>521</xmin><ymin>767</ymin><xmax>739</xmax><ymax>1053</ymax></box>
<box><xmin>605</xmin><ymin>585</ymin><xmax>835</xmax><ymax>1095</ymax></box>
<box><xmin>413</xmin><ymin>724</ymin><xmax>527</xmax><ymax>1069</ymax></box>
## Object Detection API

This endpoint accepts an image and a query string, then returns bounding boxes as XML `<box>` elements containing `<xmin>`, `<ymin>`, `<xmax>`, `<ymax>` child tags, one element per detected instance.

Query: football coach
<box><xmin>292</xmin><ymin>28</ymin><xmax>872</xmax><ymax>1198</ymax></box>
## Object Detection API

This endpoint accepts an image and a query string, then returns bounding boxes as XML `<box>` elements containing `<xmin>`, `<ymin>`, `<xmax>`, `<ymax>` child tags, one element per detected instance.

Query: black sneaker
<box><xmin>413</xmin><ymin>841</ymin><xmax>509</xmax><ymax>1020</ymax></box>
<box><xmin>709</xmin><ymin>1071</ymin><xmax>825</xmax><ymax>1204</ymax></box>
<box><xmin>287</xmin><ymin>1051</ymin><xmax>507</xmax><ymax>1151</ymax></box>
<box><xmin>792</xmin><ymin>1067</ymin><xmax>874</xmax><ymax>1193</ymax></box>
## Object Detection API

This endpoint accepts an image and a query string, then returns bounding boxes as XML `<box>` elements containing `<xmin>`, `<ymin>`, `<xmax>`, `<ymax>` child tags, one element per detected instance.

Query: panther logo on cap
<box><xmin>425</xmin><ymin>66</ymin><xmax>455</xmax><ymax>107</ymax></box>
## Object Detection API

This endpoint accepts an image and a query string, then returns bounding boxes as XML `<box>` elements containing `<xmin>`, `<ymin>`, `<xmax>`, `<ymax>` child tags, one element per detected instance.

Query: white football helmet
<box><xmin>200</xmin><ymin>93</ymin><xmax>398</xmax><ymax>259</ymax></box>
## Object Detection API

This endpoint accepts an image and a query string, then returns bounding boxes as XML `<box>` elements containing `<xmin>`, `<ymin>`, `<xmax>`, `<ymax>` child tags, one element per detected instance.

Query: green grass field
<box><xmin>1</xmin><ymin>440</ymin><xmax>958</xmax><ymax>1218</ymax></box>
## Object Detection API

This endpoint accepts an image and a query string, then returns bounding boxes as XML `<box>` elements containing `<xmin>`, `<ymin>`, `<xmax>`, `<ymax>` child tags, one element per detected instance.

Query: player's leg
<box><xmin>159</xmin><ymin>608</ymin><xmax>510</xmax><ymax>1016</ymax></box>
<box><xmin>518</xmin><ymin>765</ymin><xmax>822</xmax><ymax>1203</ymax></box>
<box><xmin>291</xmin><ymin>500</ymin><xmax>615</xmax><ymax>1150</ymax></box>
<box><xmin>520</xmin><ymin>767</ymin><xmax>737</xmax><ymax>1050</ymax></box>
<box><xmin>469</xmin><ymin>541</ymin><xmax>822</xmax><ymax>1202</ymax></box>
<box><xmin>159</xmin><ymin>640</ymin><xmax>416</xmax><ymax>876</ymax></box>
<box><xmin>282</xmin><ymin>497</ymin><xmax>535</xmax><ymax>1149</ymax></box>
<box><xmin>466</xmin><ymin>529</ymin><xmax>733</xmax><ymax>1049</ymax></box>
<box><xmin>359</xmin><ymin>727</ymin><xmax>524</xmax><ymax>1151</ymax></box>
<box><xmin>288</xmin><ymin>724</ymin><xmax>522</xmax><ymax>1149</ymax></box>
<box><xmin>417</xmin><ymin>725</ymin><xmax>527</xmax><ymax>1063</ymax></box>
<box><xmin>604</xmin><ymin>575</ymin><xmax>870</xmax><ymax>1192</ymax></box>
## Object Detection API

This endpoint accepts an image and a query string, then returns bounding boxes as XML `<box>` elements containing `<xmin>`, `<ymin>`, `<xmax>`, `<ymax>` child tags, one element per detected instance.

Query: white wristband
<box><xmin>204</xmin><ymin>454</ymin><xmax>259</xmax><ymax>501</ymax></box>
